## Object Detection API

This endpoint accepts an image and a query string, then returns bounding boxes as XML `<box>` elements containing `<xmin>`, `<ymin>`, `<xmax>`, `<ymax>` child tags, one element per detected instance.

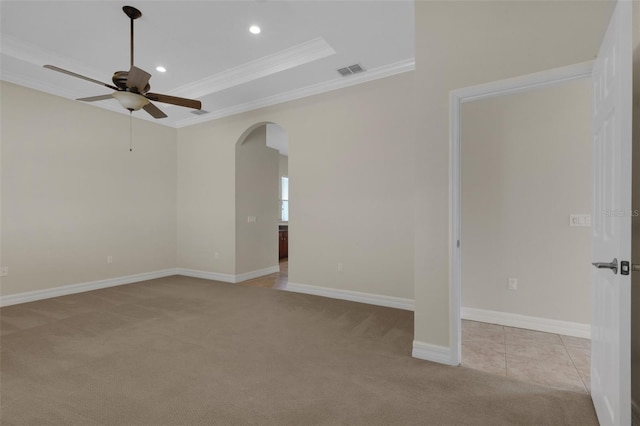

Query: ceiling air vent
<box><xmin>190</xmin><ymin>110</ymin><xmax>210</xmax><ymax>115</ymax></box>
<box><xmin>337</xmin><ymin>63</ymin><xmax>365</xmax><ymax>77</ymax></box>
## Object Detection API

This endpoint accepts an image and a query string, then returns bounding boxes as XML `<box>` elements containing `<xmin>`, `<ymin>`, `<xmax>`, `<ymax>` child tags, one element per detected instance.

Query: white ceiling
<box><xmin>0</xmin><ymin>1</ymin><xmax>415</xmax><ymax>128</ymax></box>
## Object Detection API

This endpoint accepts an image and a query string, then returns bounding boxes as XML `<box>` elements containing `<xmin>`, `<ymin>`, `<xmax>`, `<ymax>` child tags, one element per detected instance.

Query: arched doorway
<box><xmin>235</xmin><ymin>122</ymin><xmax>288</xmax><ymax>288</ymax></box>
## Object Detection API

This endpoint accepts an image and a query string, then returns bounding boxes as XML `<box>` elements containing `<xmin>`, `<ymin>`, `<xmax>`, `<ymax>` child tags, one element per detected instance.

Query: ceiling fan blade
<box><xmin>143</xmin><ymin>102</ymin><xmax>168</xmax><ymax>119</ymax></box>
<box><xmin>44</xmin><ymin>65</ymin><xmax>118</xmax><ymax>90</ymax></box>
<box><xmin>145</xmin><ymin>92</ymin><xmax>202</xmax><ymax>110</ymax></box>
<box><xmin>77</xmin><ymin>94</ymin><xmax>114</xmax><ymax>102</ymax></box>
<box><xmin>127</xmin><ymin>66</ymin><xmax>151</xmax><ymax>92</ymax></box>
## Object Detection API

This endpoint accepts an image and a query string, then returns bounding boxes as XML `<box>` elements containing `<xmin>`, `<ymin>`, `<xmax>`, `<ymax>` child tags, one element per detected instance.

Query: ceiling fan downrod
<box><xmin>42</xmin><ymin>4</ymin><xmax>202</xmax><ymax>120</ymax></box>
<box><xmin>122</xmin><ymin>6</ymin><xmax>142</xmax><ymax>68</ymax></box>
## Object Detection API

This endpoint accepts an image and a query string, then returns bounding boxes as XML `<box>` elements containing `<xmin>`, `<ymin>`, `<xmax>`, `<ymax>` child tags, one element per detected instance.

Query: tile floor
<box><xmin>462</xmin><ymin>320</ymin><xmax>591</xmax><ymax>393</ymax></box>
<box><xmin>242</xmin><ymin>261</ymin><xmax>591</xmax><ymax>394</ymax></box>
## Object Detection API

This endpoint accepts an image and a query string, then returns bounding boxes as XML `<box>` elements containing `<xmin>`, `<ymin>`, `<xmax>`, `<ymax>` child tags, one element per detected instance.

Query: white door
<box><xmin>591</xmin><ymin>1</ymin><xmax>632</xmax><ymax>425</ymax></box>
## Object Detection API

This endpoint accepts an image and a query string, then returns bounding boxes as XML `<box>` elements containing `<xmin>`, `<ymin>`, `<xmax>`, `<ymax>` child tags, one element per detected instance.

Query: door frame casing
<box><xmin>448</xmin><ymin>61</ymin><xmax>594</xmax><ymax>365</ymax></box>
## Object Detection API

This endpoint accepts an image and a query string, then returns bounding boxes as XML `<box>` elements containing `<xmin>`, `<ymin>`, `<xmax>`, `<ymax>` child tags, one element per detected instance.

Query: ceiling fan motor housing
<box><xmin>42</xmin><ymin>4</ymin><xmax>200</xmax><ymax>119</ymax></box>
<box><xmin>112</xmin><ymin>71</ymin><xmax>150</xmax><ymax>93</ymax></box>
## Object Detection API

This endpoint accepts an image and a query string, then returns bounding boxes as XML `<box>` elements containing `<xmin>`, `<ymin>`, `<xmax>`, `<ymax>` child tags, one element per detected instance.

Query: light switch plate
<box><xmin>569</xmin><ymin>214</ymin><xmax>591</xmax><ymax>227</ymax></box>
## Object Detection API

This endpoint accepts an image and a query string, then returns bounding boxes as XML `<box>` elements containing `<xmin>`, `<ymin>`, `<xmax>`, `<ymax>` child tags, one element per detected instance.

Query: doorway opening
<box><xmin>235</xmin><ymin>122</ymin><xmax>289</xmax><ymax>289</ymax></box>
<box><xmin>271</xmin><ymin>123</ymin><xmax>289</xmax><ymax>287</ymax></box>
<box><xmin>453</xmin><ymin>66</ymin><xmax>593</xmax><ymax>393</ymax></box>
<box><xmin>268</xmin><ymin>123</ymin><xmax>289</xmax><ymax>263</ymax></box>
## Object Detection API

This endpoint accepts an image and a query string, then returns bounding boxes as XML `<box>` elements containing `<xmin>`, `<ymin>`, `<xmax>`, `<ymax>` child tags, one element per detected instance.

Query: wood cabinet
<box><xmin>279</xmin><ymin>230</ymin><xmax>288</xmax><ymax>259</ymax></box>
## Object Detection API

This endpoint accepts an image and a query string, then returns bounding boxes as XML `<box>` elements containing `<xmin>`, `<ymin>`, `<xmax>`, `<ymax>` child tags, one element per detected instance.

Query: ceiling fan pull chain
<box><xmin>129</xmin><ymin>111</ymin><xmax>133</xmax><ymax>152</ymax></box>
<box><xmin>42</xmin><ymin>5</ymin><xmax>201</xmax><ymax>120</ymax></box>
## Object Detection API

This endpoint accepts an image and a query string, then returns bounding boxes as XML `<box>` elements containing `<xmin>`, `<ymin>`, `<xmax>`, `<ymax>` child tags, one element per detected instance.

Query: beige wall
<box><xmin>1</xmin><ymin>72</ymin><xmax>415</xmax><ymax>299</ymax></box>
<box><xmin>461</xmin><ymin>79</ymin><xmax>592</xmax><ymax>324</ymax></box>
<box><xmin>235</xmin><ymin>125</ymin><xmax>279</xmax><ymax>275</ymax></box>
<box><xmin>414</xmin><ymin>1</ymin><xmax>614</xmax><ymax>346</ymax></box>
<box><xmin>1</xmin><ymin>1</ymin><xmax>624</xmax><ymax>378</ymax></box>
<box><xmin>176</xmin><ymin>123</ymin><xmax>235</xmax><ymax>274</ymax></box>
<box><xmin>177</xmin><ymin>72</ymin><xmax>415</xmax><ymax>298</ymax></box>
<box><xmin>0</xmin><ymin>82</ymin><xmax>177</xmax><ymax>296</ymax></box>
<box><xmin>632</xmin><ymin>0</ymin><xmax>640</xmax><ymax>416</ymax></box>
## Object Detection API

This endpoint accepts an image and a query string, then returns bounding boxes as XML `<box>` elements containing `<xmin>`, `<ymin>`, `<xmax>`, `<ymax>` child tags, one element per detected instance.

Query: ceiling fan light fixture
<box><xmin>113</xmin><ymin>91</ymin><xmax>149</xmax><ymax>111</ymax></box>
<box><xmin>43</xmin><ymin>5</ymin><xmax>201</xmax><ymax>119</ymax></box>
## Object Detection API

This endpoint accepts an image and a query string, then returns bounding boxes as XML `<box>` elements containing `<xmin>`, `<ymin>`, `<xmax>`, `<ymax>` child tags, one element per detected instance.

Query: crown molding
<box><xmin>1</xmin><ymin>34</ymin><xmax>113</xmax><ymax>85</ymax></box>
<box><xmin>2</xmin><ymin>35</ymin><xmax>335</xmax><ymax>102</ymax></box>
<box><xmin>174</xmin><ymin>57</ymin><xmax>415</xmax><ymax>128</ymax></box>
<box><xmin>1</xmin><ymin>69</ymin><xmax>77</xmax><ymax>100</ymax></box>
<box><xmin>1</xmin><ymin>35</ymin><xmax>167</xmax><ymax>125</ymax></box>
<box><xmin>2</xmin><ymin>57</ymin><xmax>415</xmax><ymax>130</ymax></box>
<box><xmin>2</xmin><ymin>32</ymin><xmax>413</xmax><ymax>130</ymax></box>
<box><xmin>169</xmin><ymin>37</ymin><xmax>336</xmax><ymax>99</ymax></box>
<box><xmin>0</xmin><ymin>70</ymin><xmax>166</xmax><ymax>126</ymax></box>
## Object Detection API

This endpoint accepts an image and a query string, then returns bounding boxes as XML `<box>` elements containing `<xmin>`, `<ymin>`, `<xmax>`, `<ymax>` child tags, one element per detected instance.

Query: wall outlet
<box><xmin>214</xmin><ymin>252</ymin><xmax>220</xmax><ymax>260</ymax></box>
<box><xmin>247</xmin><ymin>216</ymin><xmax>257</xmax><ymax>223</ymax></box>
<box><xmin>508</xmin><ymin>278</ymin><xmax>518</xmax><ymax>290</ymax></box>
<box><xmin>107</xmin><ymin>256</ymin><xmax>113</xmax><ymax>264</ymax></box>
<box><xmin>0</xmin><ymin>267</ymin><xmax>8</xmax><ymax>277</ymax></box>
<box><xmin>337</xmin><ymin>262</ymin><xmax>344</xmax><ymax>272</ymax></box>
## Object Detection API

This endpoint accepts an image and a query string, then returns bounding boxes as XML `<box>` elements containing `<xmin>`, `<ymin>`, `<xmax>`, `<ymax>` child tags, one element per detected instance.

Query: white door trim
<box><xmin>448</xmin><ymin>60</ymin><xmax>594</xmax><ymax>366</ymax></box>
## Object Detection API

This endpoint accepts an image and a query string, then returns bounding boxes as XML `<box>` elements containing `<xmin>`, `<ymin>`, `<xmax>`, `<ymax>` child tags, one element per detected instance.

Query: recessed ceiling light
<box><xmin>249</xmin><ymin>25</ymin><xmax>261</xmax><ymax>35</ymax></box>
<box><xmin>156</xmin><ymin>66</ymin><xmax>166</xmax><ymax>73</ymax></box>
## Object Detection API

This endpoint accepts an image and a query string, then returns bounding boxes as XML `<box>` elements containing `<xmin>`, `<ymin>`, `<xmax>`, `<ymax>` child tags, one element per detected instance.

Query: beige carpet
<box><xmin>1</xmin><ymin>276</ymin><xmax>598</xmax><ymax>425</ymax></box>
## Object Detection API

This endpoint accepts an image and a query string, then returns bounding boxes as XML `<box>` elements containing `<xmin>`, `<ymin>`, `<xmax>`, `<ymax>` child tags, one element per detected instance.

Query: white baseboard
<box><xmin>0</xmin><ymin>269</ymin><xmax>178</xmax><ymax>307</ymax></box>
<box><xmin>461</xmin><ymin>307</ymin><xmax>590</xmax><ymax>339</ymax></box>
<box><xmin>412</xmin><ymin>340</ymin><xmax>457</xmax><ymax>366</ymax></box>
<box><xmin>0</xmin><ymin>265</ymin><xmax>282</xmax><ymax>307</ymax></box>
<box><xmin>176</xmin><ymin>268</ymin><xmax>237</xmax><ymax>283</ymax></box>
<box><xmin>285</xmin><ymin>282</ymin><xmax>414</xmax><ymax>311</ymax></box>
<box><xmin>235</xmin><ymin>266</ymin><xmax>280</xmax><ymax>283</ymax></box>
<box><xmin>632</xmin><ymin>400</ymin><xmax>640</xmax><ymax>426</ymax></box>
<box><xmin>176</xmin><ymin>266</ymin><xmax>278</xmax><ymax>284</ymax></box>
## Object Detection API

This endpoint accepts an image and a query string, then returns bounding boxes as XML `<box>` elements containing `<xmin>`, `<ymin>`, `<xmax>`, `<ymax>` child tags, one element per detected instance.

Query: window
<box><xmin>280</xmin><ymin>176</ymin><xmax>289</xmax><ymax>222</ymax></box>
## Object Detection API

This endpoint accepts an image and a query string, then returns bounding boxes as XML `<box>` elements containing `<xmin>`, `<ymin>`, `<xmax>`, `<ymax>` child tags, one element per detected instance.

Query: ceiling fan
<box><xmin>43</xmin><ymin>5</ymin><xmax>201</xmax><ymax>119</ymax></box>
